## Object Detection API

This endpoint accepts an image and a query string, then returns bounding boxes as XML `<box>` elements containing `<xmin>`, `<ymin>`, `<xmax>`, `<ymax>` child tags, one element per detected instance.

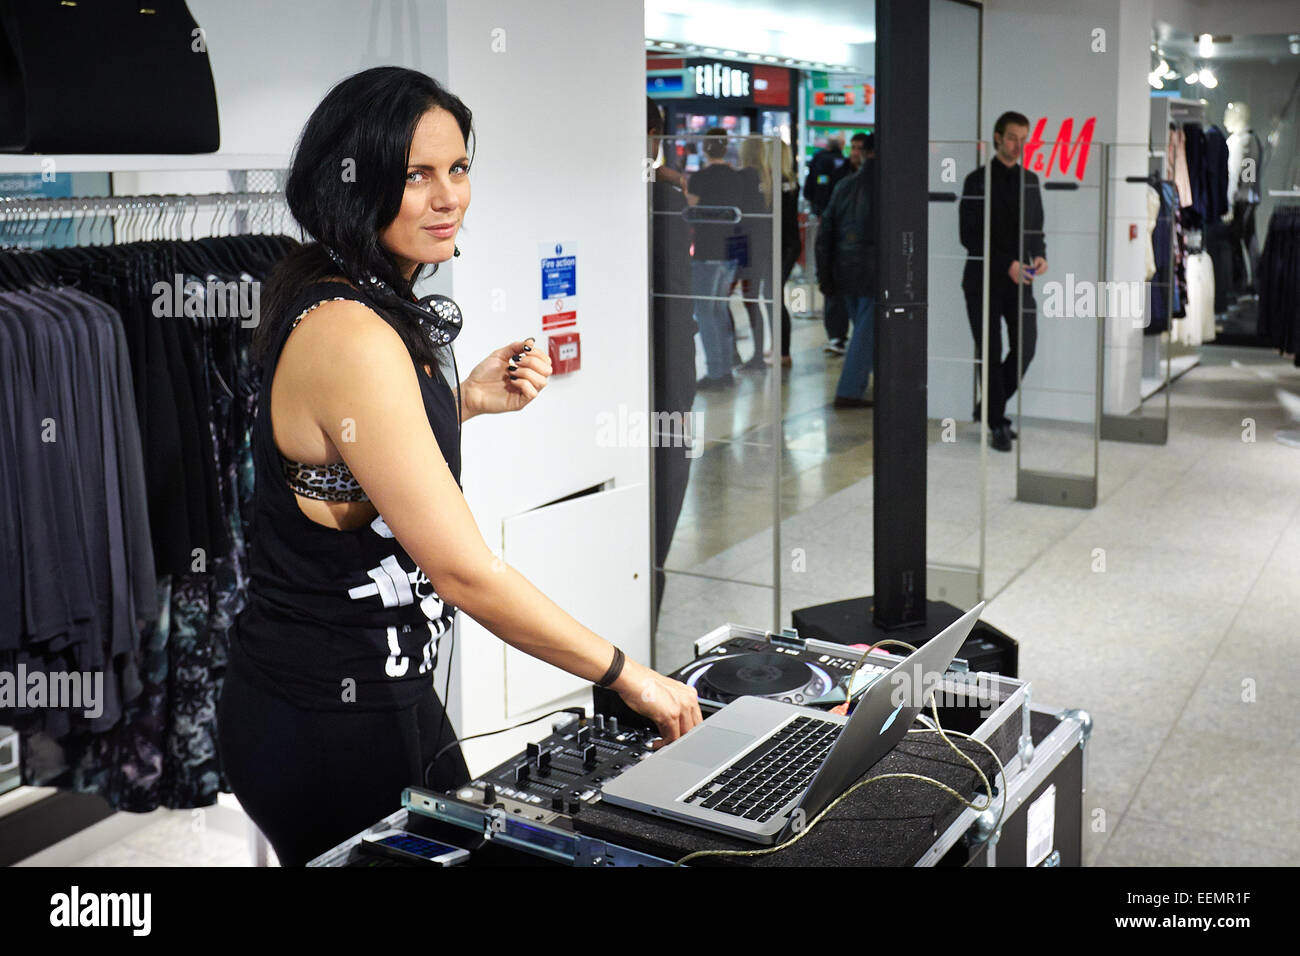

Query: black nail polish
<box><xmin>508</xmin><ymin>365</ymin><xmax>517</xmax><ymax>372</ymax></box>
<box><xmin>509</xmin><ymin>374</ymin><xmax>518</xmax><ymax>380</ymax></box>
<box><xmin>523</xmin><ymin>345</ymin><xmax>532</xmax><ymax>351</ymax></box>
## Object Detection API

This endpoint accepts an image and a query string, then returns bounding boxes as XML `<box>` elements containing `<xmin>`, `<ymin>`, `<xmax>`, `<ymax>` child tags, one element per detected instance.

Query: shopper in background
<box><xmin>735</xmin><ymin>135</ymin><xmax>774</xmax><ymax>369</ymax></box>
<box><xmin>686</xmin><ymin>126</ymin><xmax>746</xmax><ymax>389</ymax></box>
<box><xmin>803</xmin><ymin>131</ymin><xmax>849</xmax><ymax>216</ymax></box>
<box><xmin>958</xmin><ymin>110</ymin><xmax>1048</xmax><ymax>452</ymax></box>
<box><xmin>804</xmin><ymin>133</ymin><xmax>853</xmax><ymax>354</ymax></box>
<box><xmin>218</xmin><ymin>68</ymin><xmax>702</xmax><ymax>866</ymax></box>
<box><xmin>777</xmin><ymin>141</ymin><xmax>802</xmax><ymax>368</ymax></box>
<box><xmin>816</xmin><ymin>152</ymin><xmax>879</xmax><ymax>408</ymax></box>
<box><xmin>646</xmin><ymin>99</ymin><xmax>697</xmax><ymax>629</ymax></box>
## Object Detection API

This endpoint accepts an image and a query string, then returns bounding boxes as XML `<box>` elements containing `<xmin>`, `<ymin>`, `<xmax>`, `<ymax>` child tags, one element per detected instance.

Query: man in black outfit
<box><xmin>959</xmin><ymin>111</ymin><xmax>1048</xmax><ymax>451</ymax></box>
<box><xmin>804</xmin><ymin>133</ymin><xmax>853</xmax><ymax>352</ymax></box>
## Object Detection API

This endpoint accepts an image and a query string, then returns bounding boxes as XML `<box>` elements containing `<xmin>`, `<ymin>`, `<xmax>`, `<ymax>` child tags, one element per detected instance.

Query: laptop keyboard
<box><xmin>683</xmin><ymin>715</ymin><xmax>842</xmax><ymax>821</ymax></box>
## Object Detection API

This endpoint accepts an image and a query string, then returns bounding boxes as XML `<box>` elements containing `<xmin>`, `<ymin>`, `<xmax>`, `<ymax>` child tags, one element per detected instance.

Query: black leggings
<box><xmin>217</xmin><ymin>659</ymin><xmax>470</xmax><ymax>866</ymax></box>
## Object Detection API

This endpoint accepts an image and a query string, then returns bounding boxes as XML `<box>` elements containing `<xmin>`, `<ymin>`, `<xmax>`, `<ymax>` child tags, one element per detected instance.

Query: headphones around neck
<box><xmin>324</xmin><ymin>245</ymin><xmax>464</xmax><ymax>347</ymax></box>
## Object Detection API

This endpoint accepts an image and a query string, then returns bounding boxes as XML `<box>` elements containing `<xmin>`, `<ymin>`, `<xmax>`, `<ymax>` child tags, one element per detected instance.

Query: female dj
<box><xmin>216</xmin><ymin>66</ymin><xmax>701</xmax><ymax>866</ymax></box>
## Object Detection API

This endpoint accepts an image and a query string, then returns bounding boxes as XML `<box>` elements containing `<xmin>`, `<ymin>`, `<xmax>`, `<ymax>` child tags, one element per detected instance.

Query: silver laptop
<box><xmin>600</xmin><ymin>603</ymin><xmax>985</xmax><ymax>844</ymax></box>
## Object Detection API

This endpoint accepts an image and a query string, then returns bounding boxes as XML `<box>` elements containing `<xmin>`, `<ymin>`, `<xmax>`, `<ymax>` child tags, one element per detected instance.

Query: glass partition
<box><xmin>648</xmin><ymin>132</ymin><xmax>784</xmax><ymax>669</ymax></box>
<box><xmin>1012</xmin><ymin>136</ymin><xmax>1104</xmax><ymax>509</ymax></box>
<box><xmin>925</xmin><ymin>138</ymin><xmax>992</xmax><ymax>605</ymax></box>
<box><xmin>1100</xmin><ymin>142</ymin><xmax>1172</xmax><ymax>444</ymax></box>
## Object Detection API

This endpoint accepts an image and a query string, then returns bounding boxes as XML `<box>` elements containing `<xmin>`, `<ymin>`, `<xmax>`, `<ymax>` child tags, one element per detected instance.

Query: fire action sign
<box><xmin>540</xmin><ymin>241</ymin><xmax>577</xmax><ymax>331</ymax></box>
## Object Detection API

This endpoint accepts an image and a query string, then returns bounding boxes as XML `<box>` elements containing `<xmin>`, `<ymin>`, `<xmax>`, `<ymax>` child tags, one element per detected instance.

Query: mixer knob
<box><xmin>577</xmin><ymin>726</ymin><xmax>591</xmax><ymax>747</ymax></box>
<box><xmin>551</xmin><ymin>794</ymin><xmax>565</xmax><ymax>811</ymax></box>
<box><xmin>609</xmin><ymin>717</ymin><xmax>619</xmax><ymax>734</ymax></box>
<box><xmin>595</xmin><ymin>714</ymin><xmax>606</xmax><ymax>731</ymax></box>
<box><xmin>582</xmin><ymin>744</ymin><xmax>597</xmax><ymax>766</ymax></box>
<box><xmin>538</xmin><ymin>751</ymin><xmax>552</xmax><ymax>771</ymax></box>
<box><xmin>568</xmin><ymin>799</ymin><xmax>581</xmax><ymax>815</ymax></box>
<box><xmin>483</xmin><ymin>783</ymin><xmax>495</xmax><ymax>804</ymax></box>
<box><xmin>527</xmin><ymin>742</ymin><xmax>540</xmax><ymax>761</ymax></box>
<box><xmin>515</xmin><ymin>763</ymin><xmax>530</xmax><ymax>784</ymax></box>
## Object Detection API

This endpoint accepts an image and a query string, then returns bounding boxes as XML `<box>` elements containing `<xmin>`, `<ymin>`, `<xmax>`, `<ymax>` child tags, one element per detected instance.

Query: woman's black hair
<box><xmin>254</xmin><ymin>66</ymin><xmax>474</xmax><ymax>369</ymax></box>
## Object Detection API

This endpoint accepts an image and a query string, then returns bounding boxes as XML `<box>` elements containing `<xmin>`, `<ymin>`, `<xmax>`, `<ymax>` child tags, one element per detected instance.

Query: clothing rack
<box><xmin>0</xmin><ymin>191</ymin><xmax>291</xmax><ymax>245</ymax></box>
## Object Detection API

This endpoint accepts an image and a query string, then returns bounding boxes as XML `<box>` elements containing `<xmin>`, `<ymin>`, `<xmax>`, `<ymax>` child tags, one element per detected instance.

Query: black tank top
<box><xmin>230</xmin><ymin>282</ymin><xmax>462</xmax><ymax>711</ymax></box>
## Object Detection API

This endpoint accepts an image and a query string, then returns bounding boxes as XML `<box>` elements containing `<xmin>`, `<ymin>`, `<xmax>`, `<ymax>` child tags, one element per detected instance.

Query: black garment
<box><xmin>962</xmin><ymin>278</ymin><xmax>1038</xmax><ymax>429</ymax></box>
<box><xmin>1204</xmin><ymin>126</ymin><xmax>1231</xmax><ymax>223</ymax></box>
<box><xmin>687</xmin><ymin>162</ymin><xmax>747</xmax><ymax>261</ymax></box>
<box><xmin>1257</xmin><ymin>206</ymin><xmax>1300</xmax><ymax>363</ymax></box>
<box><xmin>815</xmin><ymin>162</ymin><xmax>878</xmax><ymax>297</ymax></box>
<box><xmin>217</xmin><ymin>643</ymin><xmax>469</xmax><ymax>866</ymax></box>
<box><xmin>650</xmin><ymin>179</ymin><xmax>698</xmax><ymax>626</ymax></box>
<box><xmin>0</xmin><ymin>298</ymin><xmax>94</xmax><ymax>645</ymax></box>
<box><xmin>1183</xmin><ymin>122</ymin><xmax>1208</xmax><ymax>229</ymax></box>
<box><xmin>0</xmin><ymin>286</ymin><xmax>153</xmax><ymax>739</ymax></box>
<box><xmin>803</xmin><ymin>147</ymin><xmax>850</xmax><ymax>216</ymax></box>
<box><xmin>959</xmin><ymin>160</ymin><xmax>1047</xmax><ymax>284</ymax></box>
<box><xmin>229</xmin><ymin>282</ymin><xmax>462</xmax><ymax>712</ymax></box>
<box><xmin>1150</xmin><ymin>181</ymin><xmax>1182</xmax><ymax>335</ymax></box>
<box><xmin>778</xmin><ymin>181</ymin><xmax>802</xmax><ymax>357</ymax></box>
<box><xmin>650</xmin><ymin>178</ymin><xmax>693</xmax><ymax>298</ymax></box>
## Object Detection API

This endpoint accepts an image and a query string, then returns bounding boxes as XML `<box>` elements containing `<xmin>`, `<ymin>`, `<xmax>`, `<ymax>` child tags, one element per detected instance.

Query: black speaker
<box><xmin>0</xmin><ymin>0</ymin><xmax>220</xmax><ymax>153</ymax></box>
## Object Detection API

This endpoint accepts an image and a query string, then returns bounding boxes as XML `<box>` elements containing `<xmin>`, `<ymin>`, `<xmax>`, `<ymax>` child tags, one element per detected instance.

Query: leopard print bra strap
<box><xmin>279</xmin><ymin>296</ymin><xmax>369</xmax><ymax>503</ymax></box>
<box><xmin>281</xmin><ymin>457</ymin><xmax>369</xmax><ymax>502</ymax></box>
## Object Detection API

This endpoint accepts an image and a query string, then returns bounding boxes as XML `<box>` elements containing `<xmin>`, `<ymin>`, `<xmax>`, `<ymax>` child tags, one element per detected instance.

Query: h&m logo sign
<box><xmin>1024</xmin><ymin>116</ymin><xmax>1096</xmax><ymax>181</ymax></box>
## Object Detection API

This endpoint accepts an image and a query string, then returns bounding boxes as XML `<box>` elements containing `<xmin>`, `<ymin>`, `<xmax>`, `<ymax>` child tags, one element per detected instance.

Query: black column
<box><xmin>872</xmin><ymin>0</ymin><xmax>929</xmax><ymax>629</ymax></box>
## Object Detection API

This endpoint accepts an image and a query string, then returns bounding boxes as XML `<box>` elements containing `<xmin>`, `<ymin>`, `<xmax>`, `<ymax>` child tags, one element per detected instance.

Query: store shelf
<box><xmin>0</xmin><ymin>152</ymin><xmax>289</xmax><ymax>174</ymax></box>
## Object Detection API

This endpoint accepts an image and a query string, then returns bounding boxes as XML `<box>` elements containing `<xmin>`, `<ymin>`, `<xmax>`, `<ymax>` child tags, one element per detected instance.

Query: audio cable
<box><xmin>425</xmin><ymin>705</ymin><xmax>588</xmax><ymax>786</ymax></box>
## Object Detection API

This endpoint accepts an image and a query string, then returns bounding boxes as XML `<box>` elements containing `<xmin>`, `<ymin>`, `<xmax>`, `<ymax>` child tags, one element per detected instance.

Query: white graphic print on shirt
<box><xmin>348</xmin><ymin>516</ymin><xmax>452</xmax><ymax>678</ymax></box>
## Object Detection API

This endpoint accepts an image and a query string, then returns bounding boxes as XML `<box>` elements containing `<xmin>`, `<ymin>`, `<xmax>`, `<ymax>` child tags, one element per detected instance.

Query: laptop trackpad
<box><xmin>670</xmin><ymin>728</ymin><xmax>754</xmax><ymax>767</ymax></box>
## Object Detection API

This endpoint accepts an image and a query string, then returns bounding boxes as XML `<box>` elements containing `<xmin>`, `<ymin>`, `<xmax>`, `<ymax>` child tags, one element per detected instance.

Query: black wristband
<box><xmin>596</xmin><ymin>646</ymin><xmax>625</xmax><ymax>688</ymax></box>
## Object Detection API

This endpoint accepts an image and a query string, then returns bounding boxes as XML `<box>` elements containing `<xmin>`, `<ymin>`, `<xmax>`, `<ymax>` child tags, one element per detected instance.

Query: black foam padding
<box><xmin>576</xmin><ymin>733</ymin><xmax>1001</xmax><ymax>866</ymax></box>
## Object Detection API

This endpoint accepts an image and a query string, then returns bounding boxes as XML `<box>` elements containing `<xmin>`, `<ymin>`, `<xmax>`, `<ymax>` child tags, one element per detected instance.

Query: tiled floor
<box><xmin>17</xmin><ymin>311</ymin><xmax>1300</xmax><ymax>866</ymax></box>
<box><xmin>656</xmin><ymin>319</ymin><xmax>1300</xmax><ymax>867</ymax></box>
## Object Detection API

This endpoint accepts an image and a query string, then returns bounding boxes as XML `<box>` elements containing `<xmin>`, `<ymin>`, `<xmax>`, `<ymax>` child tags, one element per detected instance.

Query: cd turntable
<box><xmin>665</xmin><ymin>628</ymin><xmax>893</xmax><ymax>713</ymax></box>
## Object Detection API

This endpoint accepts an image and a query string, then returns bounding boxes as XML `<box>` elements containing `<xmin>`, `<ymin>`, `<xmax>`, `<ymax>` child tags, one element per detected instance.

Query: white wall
<box><xmin>441</xmin><ymin>0</ymin><xmax>651</xmax><ymax>770</ymax></box>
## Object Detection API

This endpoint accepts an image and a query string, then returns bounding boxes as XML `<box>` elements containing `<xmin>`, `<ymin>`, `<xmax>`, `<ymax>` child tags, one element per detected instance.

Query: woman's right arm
<box><xmin>287</xmin><ymin>301</ymin><xmax>702</xmax><ymax>742</ymax></box>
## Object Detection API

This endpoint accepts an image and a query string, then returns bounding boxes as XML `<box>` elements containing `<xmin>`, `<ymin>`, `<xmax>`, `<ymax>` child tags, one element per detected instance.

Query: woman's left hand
<box><xmin>460</xmin><ymin>337</ymin><xmax>553</xmax><ymax>418</ymax></box>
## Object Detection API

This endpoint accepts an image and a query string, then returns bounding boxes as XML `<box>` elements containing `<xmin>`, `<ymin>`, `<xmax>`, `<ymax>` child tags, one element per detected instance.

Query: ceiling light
<box><xmin>1199</xmin><ymin>67</ymin><xmax>1217</xmax><ymax>88</ymax></box>
<box><xmin>1186</xmin><ymin>71</ymin><xmax>1199</xmax><ymax>84</ymax></box>
<box><xmin>1197</xmin><ymin>34</ymin><xmax>1213</xmax><ymax>57</ymax></box>
<box><xmin>1148</xmin><ymin>72</ymin><xmax>1164</xmax><ymax>89</ymax></box>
